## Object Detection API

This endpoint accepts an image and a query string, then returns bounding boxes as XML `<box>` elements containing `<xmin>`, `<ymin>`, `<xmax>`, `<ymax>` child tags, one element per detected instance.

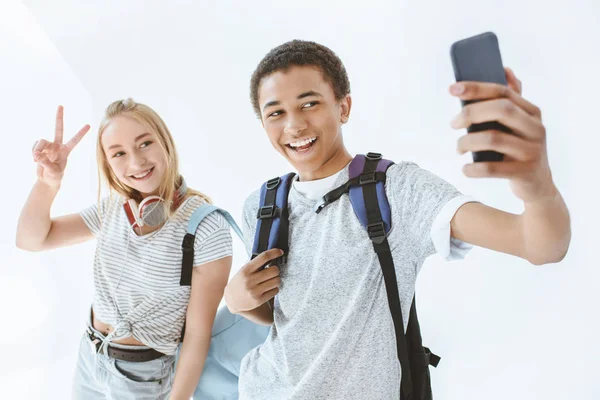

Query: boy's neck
<box><xmin>297</xmin><ymin>147</ymin><xmax>353</xmax><ymax>182</ymax></box>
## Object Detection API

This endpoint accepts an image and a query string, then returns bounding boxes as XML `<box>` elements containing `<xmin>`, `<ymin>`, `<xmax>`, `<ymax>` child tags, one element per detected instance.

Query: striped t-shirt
<box><xmin>80</xmin><ymin>195</ymin><xmax>233</xmax><ymax>355</ymax></box>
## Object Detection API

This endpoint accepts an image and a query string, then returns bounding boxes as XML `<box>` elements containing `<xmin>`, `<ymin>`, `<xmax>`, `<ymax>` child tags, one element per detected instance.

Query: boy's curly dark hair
<box><xmin>250</xmin><ymin>40</ymin><xmax>351</xmax><ymax>118</ymax></box>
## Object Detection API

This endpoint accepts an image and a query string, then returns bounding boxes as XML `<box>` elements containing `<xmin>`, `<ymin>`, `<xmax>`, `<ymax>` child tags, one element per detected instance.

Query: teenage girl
<box><xmin>16</xmin><ymin>99</ymin><xmax>233</xmax><ymax>400</ymax></box>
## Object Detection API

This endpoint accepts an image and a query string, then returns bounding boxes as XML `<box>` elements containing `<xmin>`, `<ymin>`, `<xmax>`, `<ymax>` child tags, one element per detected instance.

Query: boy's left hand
<box><xmin>449</xmin><ymin>67</ymin><xmax>557</xmax><ymax>203</ymax></box>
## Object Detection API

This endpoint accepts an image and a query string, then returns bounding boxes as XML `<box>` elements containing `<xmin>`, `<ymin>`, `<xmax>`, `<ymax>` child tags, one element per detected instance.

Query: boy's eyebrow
<box><xmin>297</xmin><ymin>90</ymin><xmax>322</xmax><ymax>99</ymax></box>
<box><xmin>262</xmin><ymin>100</ymin><xmax>280</xmax><ymax>112</ymax></box>
<box><xmin>262</xmin><ymin>91</ymin><xmax>323</xmax><ymax>112</ymax></box>
<box><xmin>107</xmin><ymin>133</ymin><xmax>151</xmax><ymax>150</ymax></box>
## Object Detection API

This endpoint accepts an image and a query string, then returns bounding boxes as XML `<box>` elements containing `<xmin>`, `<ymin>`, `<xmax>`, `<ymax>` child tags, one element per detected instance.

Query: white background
<box><xmin>1</xmin><ymin>0</ymin><xmax>598</xmax><ymax>398</ymax></box>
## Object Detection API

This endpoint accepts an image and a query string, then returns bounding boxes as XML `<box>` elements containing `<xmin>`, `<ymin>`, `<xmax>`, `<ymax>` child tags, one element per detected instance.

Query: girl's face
<box><xmin>101</xmin><ymin>115</ymin><xmax>167</xmax><ymax>198</ymax></box>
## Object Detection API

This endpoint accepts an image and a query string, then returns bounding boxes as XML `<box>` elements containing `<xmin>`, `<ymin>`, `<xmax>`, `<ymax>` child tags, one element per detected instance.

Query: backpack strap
<box><xmin>251</xmin><ymin>173</ymin><xmax>295</xmax><ymax>268</ymax></box>
<box><xmin>253</xmin><ymin>154</ymin><xmax>439</xmax><ymax>398</ymax></box>
<box><xmin>315</xmin><ymin>152</ymin><xmax>393</xmax><ymax>233</ymax></box>
<box><xmin>349</xmin><ymin>153</ymin><xmax>413</xmax><ymax>399</ymax></box>
<box><xmin>315</xmin><ymin>171</ymin><xmax>387</xmax><ymax>214</ymax></box>
<box><xmin>347</xmin><ymin>152</ymin><xmax>394</xmax><ymax>237</ymax></box>
<box><xmin>180</xmin><ymin>204</ymin><xmax>243</xmax><ymax>341</ymax></box>
<box><xmin>180</xmin><ymin>204</ymin><xmax>243</xmax><ymax>286</ymax></box>
<box><xmin>320</xmin><ymin>152</ymin><xmax>439</xmax><ymax>399</ymax></box>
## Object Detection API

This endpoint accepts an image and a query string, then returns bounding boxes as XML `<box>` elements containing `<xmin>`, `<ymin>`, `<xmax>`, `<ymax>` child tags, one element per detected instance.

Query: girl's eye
<box><xmin>140</xmin><ymin>141</ymin><xmax>152</xmax><ymax>148</ymax></box>
<box><xmin>113</xmin><ymin>151</ymin><xmax>125</xmax><ymax>158</ymax></box>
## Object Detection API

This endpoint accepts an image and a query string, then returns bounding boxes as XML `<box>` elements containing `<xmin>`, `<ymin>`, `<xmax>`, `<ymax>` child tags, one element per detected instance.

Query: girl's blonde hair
<box><xmin>96</xmin><ymin>98</ymin><xmax>211</xmax><ymax>218</ymax></box>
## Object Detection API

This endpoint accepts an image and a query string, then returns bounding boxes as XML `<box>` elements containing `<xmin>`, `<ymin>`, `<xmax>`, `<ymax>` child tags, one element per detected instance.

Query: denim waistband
<box><xmin>87</xmin><ymin>308</ymin><xmax>151</xmax><ymax>351</ymax></box>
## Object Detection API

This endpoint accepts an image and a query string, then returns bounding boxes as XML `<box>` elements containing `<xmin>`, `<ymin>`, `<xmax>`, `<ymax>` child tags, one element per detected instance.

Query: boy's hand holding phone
<box><xmin>450</xmin><ymin>33</ymin><xmax>557</xmax><ymax>203</ymax></box>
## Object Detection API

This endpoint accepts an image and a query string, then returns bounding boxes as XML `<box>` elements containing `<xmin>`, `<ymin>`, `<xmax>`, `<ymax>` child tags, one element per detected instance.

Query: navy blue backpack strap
<box><xmin>351</xmin><ymin>153</ymin><xmax>414</xmax><ymax>399</ymax></box>
<box><xmin>319</xmin><ymin>152</ymin><xmax>438</xmax><ymax>400</ymax></box>
<box><xmin>347</xmin><ymin>152</ymin><xmax>394</xmax><ymax>238</ymax></box>
<box><xmin>315</xmin><ymin>166</ymin><xmax>387</xmax><ymax>214</ymax></box>
<box><xmin>315</xmin><ymin>152</ymin><xmax>391</xmax><ymax>227</ymax></box>
<box><xmin>251</xmin><ymin>173</ymin><xmax>295</xmax><ymax>268</ymax></box>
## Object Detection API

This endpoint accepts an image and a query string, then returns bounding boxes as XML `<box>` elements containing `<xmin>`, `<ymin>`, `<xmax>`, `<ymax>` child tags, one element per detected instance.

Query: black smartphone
<box><xmin>450</xmin><ymin>31</ymin><xmax>512</xmax><ymax>162</ymax></box>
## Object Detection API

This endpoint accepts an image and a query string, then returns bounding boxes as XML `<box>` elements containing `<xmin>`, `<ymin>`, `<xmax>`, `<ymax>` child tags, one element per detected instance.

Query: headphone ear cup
<box><xmin>138</xmin><ymin>196</ymin><xmax>166</xmax><ymax>227</ymax></box>
<box><xmin>123</xmin><ymin>188</ymin><xmax>176</xmax><ymax>231</ymax></box>
<box><xmin>123</xmin><ymin>199</ymin><xmax>142</xmax><ymax>228</ymax></box>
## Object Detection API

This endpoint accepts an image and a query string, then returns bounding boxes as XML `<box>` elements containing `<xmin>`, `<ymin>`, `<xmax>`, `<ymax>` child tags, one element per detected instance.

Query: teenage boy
<box><xmin>224</xmin><ymin>40</ymin><xmax>570</xmax><ymax>399</ymax></box>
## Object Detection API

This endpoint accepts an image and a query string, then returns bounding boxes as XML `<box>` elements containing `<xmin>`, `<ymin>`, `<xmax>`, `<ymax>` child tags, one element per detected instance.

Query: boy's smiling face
<box><xmin>258</xmin><ymin>65</ymin><xmax>352</xmax><ymax>181</ymax></box>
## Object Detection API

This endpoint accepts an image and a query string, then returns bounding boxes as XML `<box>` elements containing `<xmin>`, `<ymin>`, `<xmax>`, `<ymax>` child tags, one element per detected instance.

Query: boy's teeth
<box><xmin>289</xmin><ymin>138</ymin><xmax>316</xmax><ymax>148</ymax></box>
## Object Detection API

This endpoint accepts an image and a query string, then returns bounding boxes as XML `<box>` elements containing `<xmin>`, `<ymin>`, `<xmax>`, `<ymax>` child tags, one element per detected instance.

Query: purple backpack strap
<box><xmin>348</xmin><ymin>153</ymin><xmax>394</xmax><ymax>240</ymax></box>
<box><xmin>251</xmin><ymin>173</ymin><xmax>296</xmax><ymax>267</ymax></box>
<box><xmin>349</xmin><ymin>153</ymin><xmax>418</xmax><ymax>398</ymax></box>
<box><xmin>316</xmin><ymin>152</ymin><xmax>439</xmax><ymax>397</ymax></box>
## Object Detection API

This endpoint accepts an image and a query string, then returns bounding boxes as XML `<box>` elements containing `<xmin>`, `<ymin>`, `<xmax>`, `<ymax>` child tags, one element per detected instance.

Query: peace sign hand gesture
<box><xmin>32</xmin><ymin>106</ymin><xmax>90</xmax><ymax>188</ymax></box>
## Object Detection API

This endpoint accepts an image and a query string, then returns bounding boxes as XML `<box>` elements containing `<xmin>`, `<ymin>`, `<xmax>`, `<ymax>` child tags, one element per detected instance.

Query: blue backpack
<box><xmin>176</xmin><ymin>204</ymin><xmax>270</xmax><ymax>400</ymax></box>
<box><xmin>251</xmin><ymin>153</ymin><xmax>440</xmax><ymax>400</ymax></box>
<box><xmin>182</xmin><ymin>153</ymin><xmax>439</xmax><ymax>399</ymax></box>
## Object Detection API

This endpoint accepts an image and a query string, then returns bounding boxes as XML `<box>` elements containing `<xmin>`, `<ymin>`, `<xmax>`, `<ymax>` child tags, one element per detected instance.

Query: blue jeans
<box><xmin>71</xmin><ymin>322</ymin><xmax>175</xmax><ymax>399</ymax></box>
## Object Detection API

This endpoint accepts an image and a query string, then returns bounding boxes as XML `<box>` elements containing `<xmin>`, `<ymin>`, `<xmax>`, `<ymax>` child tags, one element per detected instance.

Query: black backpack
<box><xmin>251</xmin><ymin>152</ymin><xmax>440</xmax><ymax>399</ymax></box>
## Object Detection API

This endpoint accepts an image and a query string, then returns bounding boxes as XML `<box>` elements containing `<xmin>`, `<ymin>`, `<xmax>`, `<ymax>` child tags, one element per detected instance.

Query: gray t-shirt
<box><xmin>238</xmin><ymin>161</ymin><xmax>473</xmax><ymax>400</ymax></box>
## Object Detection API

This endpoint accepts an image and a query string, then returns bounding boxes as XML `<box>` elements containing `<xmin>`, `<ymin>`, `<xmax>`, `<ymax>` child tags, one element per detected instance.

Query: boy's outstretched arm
<box><xmin>448</xmin><ymin>67</ymin><xmax>571</xmax><ymax>265</ymax></box>
<box><xmin>451</xmin><ymin>195</ymin><xmax>570</xmax><ymax>265</ymax></box>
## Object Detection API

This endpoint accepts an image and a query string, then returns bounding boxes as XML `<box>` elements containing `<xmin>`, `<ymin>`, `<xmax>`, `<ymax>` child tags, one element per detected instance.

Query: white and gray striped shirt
<box><xmin>80</xmin><ymin>195</ymin><xmax>232</xmax><ymax>355</ymax></box>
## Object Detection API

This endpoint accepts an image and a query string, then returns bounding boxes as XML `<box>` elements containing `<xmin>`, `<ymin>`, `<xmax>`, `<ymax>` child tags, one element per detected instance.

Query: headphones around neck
<box><xmin>123</xmin><ymin>176</ymin><xmax>188</xmax><ymax>230</ymax></box>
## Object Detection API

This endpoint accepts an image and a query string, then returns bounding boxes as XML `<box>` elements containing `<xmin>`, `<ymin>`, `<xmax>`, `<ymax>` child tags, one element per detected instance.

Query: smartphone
<box><xmin>450</xmin><ymin>31</ymin><xmax>512</xmax><ymax>162</ymax></box>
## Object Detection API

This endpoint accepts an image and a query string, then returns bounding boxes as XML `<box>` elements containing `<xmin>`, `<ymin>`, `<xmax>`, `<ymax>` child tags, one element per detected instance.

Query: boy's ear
<box><xmin>340</xmin><ymin>95</ymin><xmax>352</xmax><ymax>124</ymax></box>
